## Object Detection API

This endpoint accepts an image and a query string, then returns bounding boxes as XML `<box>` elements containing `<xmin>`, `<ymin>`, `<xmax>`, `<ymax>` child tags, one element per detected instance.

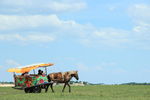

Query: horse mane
<box><xmin>67</xmin><ymin>70</ymin><xmax>77</xmax><ymax>74</ymax></box>
<box><xmin>50</xmin><ymin>70</ymin><xmax>77</xmax><ymax>75</ymax></box>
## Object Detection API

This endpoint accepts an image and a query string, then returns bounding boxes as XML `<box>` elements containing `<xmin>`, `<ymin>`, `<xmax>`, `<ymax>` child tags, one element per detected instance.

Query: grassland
<box><xmin>1</xmin><ymin>85</ymin><xmax>150</xmax><ymax>100</ymax></box>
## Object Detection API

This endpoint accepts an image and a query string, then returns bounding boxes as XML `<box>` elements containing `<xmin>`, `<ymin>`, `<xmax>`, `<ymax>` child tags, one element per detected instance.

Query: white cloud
<box><xmin>0</xmin><ymin>13</ymin><xmax>137</xmax><ymax>47</ymax></box>
<box><xmin>76</xmin><ymin>63</ymin><xmax>90</xmax><ymax>71</ymax></box>
<box><xmin>0</xmin><ymin>14</ymin><xmax>86</xmax><ymax>43</ymax></box>
<box><xmin>80</xmin><ymin>28</ymin><xmax>131</xmax><ymax>47</ymax></box>
<box><xmin>0</xmin><ymin>0</ymin><xmax>86</xmax><ymax>13</ymax></box>
<box><xmin>5</xmin><ymin>59</ymin><xmax>21</xmax><ymax>67</ymax></box>
<box><xmin>127</xmin><ymin>4</ymin><xmax>150</xmax><ymax>49</ymax></box>
<box><xmin>108</xmin><ymin>6</ymin><xmax>118</xmax><ymax>12</ymax></box>
<box><xmin>81</xmin><ymin>4</ymin><xmax>150</xmax><ymax>49</ymax></box>
<box><xmin>75</xmin><ymin>62</ymin><xmax>128</xmax><ymax>77</ymax></box>
<box><xmin>0</xmin><ymin>4</ymin><xmax>150</xmax><ymax>49</ymax></box>
<box><xmin>128</xmin><ymin>4</ymin><xmax>150</xmax><ymax>21</ymax></box>
<box><xmin>47</xmin><ymin>1</ymin><xmax>86</xmax><ymax>12</ymax></box>
<box><xmin>129</xmin><ymin>4</ymin><xmax>150</xmax><ymax>32</ymax></box>
<box><xmin>0</xmin><ymin>34</ymin><xmax>55</xmax><ymax>43</ymax></box>
<box><xmin>0</xmin><ymin>14</ymin><xmax>88</xmax><ymax>44</ymax></box>
<box><xmin>0</xmin><ymin>14</ymin><xmax>83</xmax><ymax>31</ymax></box>
<box><xmin>0</xmin><ymin>15</ymin><xmax>61</xmax><ymax>30</ymax></box>
<box><xmin>27</xmin><ymin>34</ymin><xmax>55</xmax><ymax>42</ymax></box>
<box><xmin>76</xmin><ymin>62</ymin><xmax>117</xmax><ymax>72</ymax></box>
<box><xmin>0</xmin><ymin>66</ymin><xmax>3</xmax><ymax>69</ymax></box>
<box><xmin>0</xmin><ymin>14</ymin><xmax>90</xmax><ymax>43</ymax></box>
<box><xmin>93</xmin><ymin>28</ymin><xmax>130</xmax><ymax>45</ymax></box>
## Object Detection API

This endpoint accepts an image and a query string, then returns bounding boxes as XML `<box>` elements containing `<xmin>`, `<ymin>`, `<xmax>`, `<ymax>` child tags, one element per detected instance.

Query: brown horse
<box><xmin>47</xmin><ymin>70</ymin><xmax>79</xmax><ymax>92</ymax></box>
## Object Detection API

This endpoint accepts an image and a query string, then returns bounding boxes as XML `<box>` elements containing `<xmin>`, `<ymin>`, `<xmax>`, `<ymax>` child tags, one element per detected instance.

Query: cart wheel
<box><xmin>24</xmin><ymin>88</ymin><xmax>33</xmax><ymax>93</ymax></box>
<box><xmin>33</xmin><ymin>86</ymin><xmax>41</xmax><ymax>93</ymax></box>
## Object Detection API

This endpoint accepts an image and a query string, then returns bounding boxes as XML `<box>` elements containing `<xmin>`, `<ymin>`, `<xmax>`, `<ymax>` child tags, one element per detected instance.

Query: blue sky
<box><xmin>0</xmin><ymin>0</ymin><xmax>150</xmax><ymax>84</ymax></box>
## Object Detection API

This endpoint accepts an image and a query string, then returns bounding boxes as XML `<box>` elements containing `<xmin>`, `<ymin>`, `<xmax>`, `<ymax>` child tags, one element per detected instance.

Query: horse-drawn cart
<box><xmin>7</xmin><ymin>63</ymin><xmax>54</xmax><ymax>93</ymax></box>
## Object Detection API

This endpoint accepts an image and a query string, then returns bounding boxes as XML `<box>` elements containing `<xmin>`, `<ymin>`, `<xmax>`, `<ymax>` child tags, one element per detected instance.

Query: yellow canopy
<box><xmin>7</xmin><ymin>63</ymin><xmax>54</xmax><ymax>73</ymax></box>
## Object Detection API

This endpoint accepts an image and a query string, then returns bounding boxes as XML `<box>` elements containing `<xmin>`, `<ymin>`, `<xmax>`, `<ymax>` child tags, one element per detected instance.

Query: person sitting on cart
<box><xmin>21</xmin><ymin>72</ymin><xmax>29</xmax><ymax>76</ymax></box>
<box><xmin>38</xmin><ymin>69</ymin><xmax>43</xmax><ymax>75</ymax></box>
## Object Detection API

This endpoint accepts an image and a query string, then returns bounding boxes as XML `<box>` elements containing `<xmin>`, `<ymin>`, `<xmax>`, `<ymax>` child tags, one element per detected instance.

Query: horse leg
<box><xmin>45</xmin><ymin>84</ymin><xmax>50</xmax><ymax>93</ymax></box>
<box><xmin>62</xmin><ymin>83</ymin><xmax>67</xmax><ymax>92</ymax></box>
<box><xmin>67</xmin><ymin>83</ymin><xmax>71</xmax><ymax>93</ymax></box>
<box><xmin>50</xmin><ymin>83</ymin><xmax>54</xmax><ymax>93</ymax></box>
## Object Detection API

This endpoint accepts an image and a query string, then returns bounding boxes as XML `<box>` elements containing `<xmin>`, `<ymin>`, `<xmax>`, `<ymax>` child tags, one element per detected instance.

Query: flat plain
<box><xmin>1</xmin><ymin>85</ymin><xmax>150</xmax><ymax>100</ymax></box>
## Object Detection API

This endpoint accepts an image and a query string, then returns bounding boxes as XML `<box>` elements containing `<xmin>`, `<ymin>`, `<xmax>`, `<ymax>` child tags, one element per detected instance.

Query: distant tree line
<box><xmin>121</xmin><ymin>82</ymin><xmax>150</xmax><ymax>85</ymax></box>
<box><xmin>0</xmin><ymin>81</ymin><xmax>14</xmax><ymax>84</ymax></box>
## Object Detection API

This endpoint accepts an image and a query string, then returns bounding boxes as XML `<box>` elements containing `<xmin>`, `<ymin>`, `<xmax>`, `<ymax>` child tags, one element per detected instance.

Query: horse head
<box><xmin>70</xmin><ymin>71</ymin><xmax>79</xmax><ymax>80</ymax></box>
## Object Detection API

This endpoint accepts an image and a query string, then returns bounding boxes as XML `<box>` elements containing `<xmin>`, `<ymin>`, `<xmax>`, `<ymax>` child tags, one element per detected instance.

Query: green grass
<box><xmin>1</xmin><ymin>85</ymin><xmax>150</xmax><ymax>100</ymax></box>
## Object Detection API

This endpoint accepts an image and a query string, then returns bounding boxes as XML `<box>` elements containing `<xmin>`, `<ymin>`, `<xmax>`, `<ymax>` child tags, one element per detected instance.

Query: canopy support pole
<box><xmin>13</xmin><ymin>72</ymin><xmax>16</xmax><ymax>87</ymax></box>
<box><xmin>45</xmin><ymin>67</ymin><xmax>47</xmax><ymax>75</ymax></box>
<box><xmin>33</xmin><ymin>69</ymin><xmax>35</xmax><ymax>75</ymax></box>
